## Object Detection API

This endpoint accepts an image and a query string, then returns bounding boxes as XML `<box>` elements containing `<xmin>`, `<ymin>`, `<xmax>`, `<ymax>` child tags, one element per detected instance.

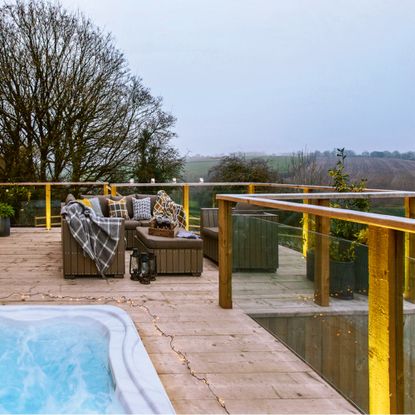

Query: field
<box><xmin>317</xmin><ymin>156</ymin><xmax>415</xmax><ymax>191</ymax></box>
<box><xmin>184</xmin><ymin>154</ymin><xmax>415</xmax><ymax>191</ymax></box>
<box><xmin>183</xmin><ymin>155</ymin><xmax>291</xmax><ymax>182</ymax></box>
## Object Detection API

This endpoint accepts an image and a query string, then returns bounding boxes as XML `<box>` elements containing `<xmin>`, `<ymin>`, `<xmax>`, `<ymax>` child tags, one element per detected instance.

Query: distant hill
<box><xmin>315</xmin><ymin>156</ymin><xmax>415</xmax><ymax>191</ymax></box>
<box><xmin>184</xmin><ymin>154</ymin><xmax>415</xmax><ymax>191</ymax></box>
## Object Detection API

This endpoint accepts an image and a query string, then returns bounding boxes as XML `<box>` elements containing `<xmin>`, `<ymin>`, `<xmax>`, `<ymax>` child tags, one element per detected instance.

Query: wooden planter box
<box><xmin>148</xmin><ymin>226</ymin><xmax>178</xmax><ymax>238</ymax></box>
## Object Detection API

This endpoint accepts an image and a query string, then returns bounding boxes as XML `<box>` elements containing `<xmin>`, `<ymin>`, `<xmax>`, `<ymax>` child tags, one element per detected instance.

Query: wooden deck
<box><xmin>0</xmin><ymin>228</ymin><xmax>358</xmax><ymax>414</ymax></box>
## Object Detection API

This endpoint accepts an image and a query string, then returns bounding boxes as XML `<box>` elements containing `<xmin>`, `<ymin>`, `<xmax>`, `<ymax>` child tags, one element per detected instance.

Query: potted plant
<box><xmin>327</xmin><ymin>148</ymin><xmax>370</xmax><ymax>299</ymax></box>
<box><xmin>352</xmin><ymin>228</ymin><xmax>369</xmax><ymax>295</ymax></box>
<box><xmin>0</xmin><ymin>202</ymin><xmax>15</xmax><ymax>237</ymax></box>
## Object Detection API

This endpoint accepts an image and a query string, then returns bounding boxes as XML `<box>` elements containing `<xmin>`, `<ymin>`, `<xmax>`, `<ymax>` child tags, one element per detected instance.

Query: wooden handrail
<box><xmin>216</xmin><ymin>194</ymin><xmax>415</xmax><ymax>233</ymax></box>
<box><xmin>0</xmin><ymin>182</ymin><xmax>108</xmax><ymax>186</ymax></box>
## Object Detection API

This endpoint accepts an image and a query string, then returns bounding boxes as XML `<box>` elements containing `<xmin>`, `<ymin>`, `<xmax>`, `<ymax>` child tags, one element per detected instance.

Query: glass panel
<box><xmin>232</xmin><ymin>217</ymin><xmax>369</xmax><ymax>412</ymax></box>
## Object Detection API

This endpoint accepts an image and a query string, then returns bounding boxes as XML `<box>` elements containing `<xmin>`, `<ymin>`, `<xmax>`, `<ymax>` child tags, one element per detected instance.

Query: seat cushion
<box><xmin>201</xmin><ymin>227</ymin><xmax>218</xmax><ymax>240</ymax></box>
<box><xmin>136</xmin><ymin>227</ymin><xmax>203</xmax><ymax>249</ymax></box>
<box><xmin>124</xmin><ymin>219</ymin><xmax>140</xmax><ymax>230</ymax></box>
<box><xmin>137</xmin><ymin>219</ymin><xmax>152</xmax><ymax>227</ymax></box>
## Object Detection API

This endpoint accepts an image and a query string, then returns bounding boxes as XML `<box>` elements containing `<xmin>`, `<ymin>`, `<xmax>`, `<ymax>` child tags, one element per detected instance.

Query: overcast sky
<box><xmin>58</xmin><ymin>0</ymin><xmax>415</xmax><ymax>156</ymax></box>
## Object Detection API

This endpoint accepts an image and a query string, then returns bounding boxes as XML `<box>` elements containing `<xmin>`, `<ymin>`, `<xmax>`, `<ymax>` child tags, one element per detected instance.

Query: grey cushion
<box><xmin>133</xmin><ymin>194</ymin><xmax>157</xmax><ymax>212</ymax></box>
<box><xmin>132</xmin><ymin>197</ymin><xmax>152</xmax><ymax>220</ymax></box>
<box><xmin>89</xmin><ymin>197</ymin><xmax>104</xmax><ymax>216</ymax></box>
<box><xmin>201</xmin><ymin>227</ymin><xmax>218</xmax><ymax>240</ymax></box>
<box><xmin>124</xmin><ymin>219</ymin><xmax>140</xmax><ymax>230</ymax></box>
<box><xmin>137</xmin><ymin>219</ymin><xmax>152</xmax><ymax>227</ymax></box>
<box><xmin>136</xmin><ymin>227</ymin><xmax>203</xmax><ymax>249</ymax></box>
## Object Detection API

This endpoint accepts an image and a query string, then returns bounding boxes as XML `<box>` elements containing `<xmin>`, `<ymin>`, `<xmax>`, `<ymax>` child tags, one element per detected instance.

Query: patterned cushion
<box><xmin>108</xmin><ymin>198</ymin><xmax>129</xmax><ymax>219</ymax></box>
<box><xmin>153</xmin><ymin>190</ymin><xmax>187</xmax><ymax>228</ymax></box>
<box><xmin>132</xmin><ymin>197</ymin><xmax>152</xmax><ymax>220</ymax></box>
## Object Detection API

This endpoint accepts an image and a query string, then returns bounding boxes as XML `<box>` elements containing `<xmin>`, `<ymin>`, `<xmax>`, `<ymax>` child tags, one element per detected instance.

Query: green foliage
<box><xmin>207</xmin><ymin>154</ymin><xmax>279</xmax><ymax>183</ymax></box>
<box><xmin>0</xmin><ymin>202</ymin><xmax>14</xmax><ymax>218</ymax></box>
<box><xmin>328</xmin><ymin>148</ymin><xmax>370</xmax><ymax>261</ymax></box>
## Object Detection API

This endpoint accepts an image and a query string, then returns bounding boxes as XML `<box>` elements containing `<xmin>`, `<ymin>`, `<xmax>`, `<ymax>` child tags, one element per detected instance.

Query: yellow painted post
<box><xmin>247</xmin><ymin>184</ymin><xmax>255</xmax><ymax>194</ymax></box>
<box><xmin>103</xmin><ymin>184</ymin><xmax>109</xmax><ymax>196</ymax></box>
<box><xmin>111</xmin><ymin>185</ymin><xmax>117</xmax><ymax>197</ymax></box>
<box><xmin>368</xmin><ymin>226</ymin><xmax>404</xmax><ymax>414</ymax></box>
<box><xmin>404</xmin><ymin>197</ymin><xmax>415</xmax><ymax>302</ymax></box>
<box><xmin>218</xmin><ymin>199</ymin><xmax>233</xmax><ymax>309</ymax></box>
<box><xmin>302</xmin><ymin>188</ymin><xmax>310</xmax><ymax>257</ymax></box>
<box><xmin>45</xmin><ymin>184</ymin><xmax>51</xmax><ymax>231</ymax></box>
<box><xmin>314</xmin><ymin>199</ymin><xmax>330</xmax><ymax>306</ymax></box>
<box><xmin>182</xmin><ymin>184</ymin><xmax>190</xmax><ymax>230</ymax></box>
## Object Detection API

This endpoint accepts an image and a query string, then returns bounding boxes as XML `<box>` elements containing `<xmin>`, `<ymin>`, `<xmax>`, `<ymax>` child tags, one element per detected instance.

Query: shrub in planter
<box><xmin>0</xmin><ymin>202</ymin><xmax>15</xmax><ymax>237</ymax></box>
<box><xmin>328</xmin><ymin>148</ymin><xmax>370</xmax><ymax>299</ymax></box>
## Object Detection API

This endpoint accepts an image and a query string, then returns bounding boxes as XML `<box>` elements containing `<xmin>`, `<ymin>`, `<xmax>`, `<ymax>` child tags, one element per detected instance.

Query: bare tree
<box><xmin>0</xmin><ymin>0</ymin><xmax>180</xmax><ymax>182</ymax></box>
<box><xmin>287</xmin><ymin>149</ymin><xmax>325</xmax><ymax>185</ymax></box>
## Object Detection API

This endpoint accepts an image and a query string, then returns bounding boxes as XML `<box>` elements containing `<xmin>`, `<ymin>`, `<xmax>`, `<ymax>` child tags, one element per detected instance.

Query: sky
<box><xmin>58</xmin><ymin>0</ymin><xmax>415</xmax><ymax>157</ymax></box>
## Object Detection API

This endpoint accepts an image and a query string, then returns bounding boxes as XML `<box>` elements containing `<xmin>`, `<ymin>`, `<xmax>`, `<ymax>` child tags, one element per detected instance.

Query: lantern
<box><xmin>129</xmin><ymin>248</ymin><xmax>140</xmax><ymax>281</ymax></box>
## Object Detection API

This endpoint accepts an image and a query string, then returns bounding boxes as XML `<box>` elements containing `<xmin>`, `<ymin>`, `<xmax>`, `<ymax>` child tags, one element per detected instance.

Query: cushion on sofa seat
<box><xmin>133</xmin><ymin>194</ymin><xmax>157</xmax><ymax>212</ymax></box>
<box><xmin>136</xmin><ymin>227</ymin><xmax>203</xmax><ymax>249</ymax></box>
<box><xmin>111</xmin><ymin>195</ymin><xmax>134</xmax><ymax>219</ymax></box>
<box><xmin>65</xmin><ymin>194</ymin><xmax>76</xmax><ymax>204</ymax></box>
<box><xmin>137</xmin><ymin>219</ymin><xmax>152</xmax><ymax>227</ymax></box>
<box><xmin>132</xmin><ymin>196</ymin><xmax>152</xmax><ymax>220</ymax></box>
<box><xmin>201</xmin><ymin>227</ymin><xmax>218</xmax><ymax>240</ymax></box>
<box><xmin>124</xmin><ymin>219</ymin><xmax>140</xmax><ymax>230</ymax></box>
<box><xmin>108</xmin><ymin>198</ymin><xmax>130</xmax><ymax>219</ymax></box>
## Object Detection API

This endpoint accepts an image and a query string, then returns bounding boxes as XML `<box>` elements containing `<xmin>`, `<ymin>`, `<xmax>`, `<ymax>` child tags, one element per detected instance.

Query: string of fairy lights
<box><xmin>0</xmin><ymin>290</ymin><xmax>229</xmax><ymax>414</ymax></box>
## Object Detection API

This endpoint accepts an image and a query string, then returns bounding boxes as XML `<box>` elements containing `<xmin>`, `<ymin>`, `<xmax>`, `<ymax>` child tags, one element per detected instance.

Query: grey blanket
<box><xmin>61</xmin><ymin>201</ymin><xmax>123</xmax><ymax>276</ymax></box>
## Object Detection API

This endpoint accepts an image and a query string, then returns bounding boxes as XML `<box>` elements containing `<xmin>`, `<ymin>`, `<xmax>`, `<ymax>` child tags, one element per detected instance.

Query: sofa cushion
<box><xmin>108</xmin><ymin>198</ymin><xmax>130</xmax><ymax>219</ymax></box>
<box><xmin>137</xmin><ymin>219</ymin><xmax>152</xmax><ymax>227</ymax></box>
<box><xmin>111</xmin><ymin>195</ymin><xmax>134</xmax><ymax>219</ymax></box>
<box><xmin>133</xmin><ymin>194</ymin><xmax>157</xmax><ymax>212</ymax></box>
<box><xmin>124</xmin><ymin>219</ymin><xmax>140</xmax><ymax>230</ymax></box>
<box><xmin>136</xmin><ymin>227</ymin><xmax>203</xmax><ymax>249</ymax></box>
<box><xmin>89</xmin><ymin>197</ymin><xmax>104</xmax><ymax>216</ymax></box>
<box><xmin>65</xmin><ymin>194</ymin><xmax>76</xmax><ymax>204</ymax></box>
<box><xmin>96</xmin><ymin>195</ymin><xmax>110</xmax><ymax>217</ymax></box>
<box><xmin>201</xmin><ymin>226</ymin><xmax>218</xmax><ymax>240</ymax></box>
<box><xmin>132</xmin><ymin>197</ymin><xmax>152</xmax><ymax>220</ymax></box>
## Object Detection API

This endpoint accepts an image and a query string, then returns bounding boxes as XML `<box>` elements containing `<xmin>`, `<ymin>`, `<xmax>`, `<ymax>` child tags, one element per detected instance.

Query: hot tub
<box><xmin>0</xmin><ymin>305</ymin><xmax>175</xmax><ymax>414</ymax></box>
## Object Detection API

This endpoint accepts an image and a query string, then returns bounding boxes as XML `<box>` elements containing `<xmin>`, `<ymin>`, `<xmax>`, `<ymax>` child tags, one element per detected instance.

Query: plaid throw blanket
<box><xmin>61</xmin><ymin>201</ymin><xmax>123</xmax><ymax>277</ymax></box>
<box><xmin>153</xmin><ymin>190</ymin><xmax>187</xmax><ymax>228</ymax></box>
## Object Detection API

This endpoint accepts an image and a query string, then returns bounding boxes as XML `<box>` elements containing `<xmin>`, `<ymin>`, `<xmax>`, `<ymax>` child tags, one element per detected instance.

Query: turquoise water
<box><xmin>0</xmin><ymin>318</ymin><xmax>125</xmax><ymax>414</ymax></box>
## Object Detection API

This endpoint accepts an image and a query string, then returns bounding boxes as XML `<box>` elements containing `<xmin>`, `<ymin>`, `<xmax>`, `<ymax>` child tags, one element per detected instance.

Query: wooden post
<box><xmin>103</xmin><ymin>184</ymin><xmax>109</xmax><ymax>196</ymax></box>
<box><xmin>368</xmin><ymin>226</ymin><xmax>404</xmax><ymax>414</ymax></box>
<box><xmin>111</xmin><ymin>185</ymin><xmax>117</xmax><ymax>197</ymax></box>
<box><xmin>404</xmin><ymin>197</ymin><xmax>415</xmax><ymax>302</ymax></box>
<box><xmin>314</xmin><ymin>199</ymin><xmax>330</xmax><ymax>306</ymax></box>
<box><xmin>247</xmin><ymin>184</ymin><xmax>255</xmax><ymax>194</ymax></box>
<box><xmin>182</xmin><ymin>184</ymin><xmax>190</xmax><ymax>230</ymax></box>
<box><xmin>45</xmin><ymin>183</ymin><xmax>51</xmax><ymax>231</ymax></box>
<box><xmin>302</xmin><ymin>188</ymin><xmax>310</xmax><ymax>257</ymax></box>
<box><xmin>218</xmin><ymin>199</ymin><xmax>233</xmax><ymax>309</ymax></box>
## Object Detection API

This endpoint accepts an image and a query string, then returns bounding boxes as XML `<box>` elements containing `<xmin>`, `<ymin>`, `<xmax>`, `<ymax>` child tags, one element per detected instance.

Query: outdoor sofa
<box><xmin>200</xmin><ymin>203</ymin><xmax>279</xmax><ymax>272</ymax></box>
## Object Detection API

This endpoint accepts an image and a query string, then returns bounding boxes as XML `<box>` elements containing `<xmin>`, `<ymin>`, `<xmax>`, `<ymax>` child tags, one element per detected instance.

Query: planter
<box><xmin>354</xmin><ymin>244</ymin><xmax>368</xmax><ymax>295</ymax></box>
<box><xmin>0</xmin><ymin>217</ymin><xmax>11</xmax><ymax>237</ymax></box>
<box><xmin>330</xmin><ymin>259</ymin><xmax>355</xmax><ymax>300</ymax></box>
